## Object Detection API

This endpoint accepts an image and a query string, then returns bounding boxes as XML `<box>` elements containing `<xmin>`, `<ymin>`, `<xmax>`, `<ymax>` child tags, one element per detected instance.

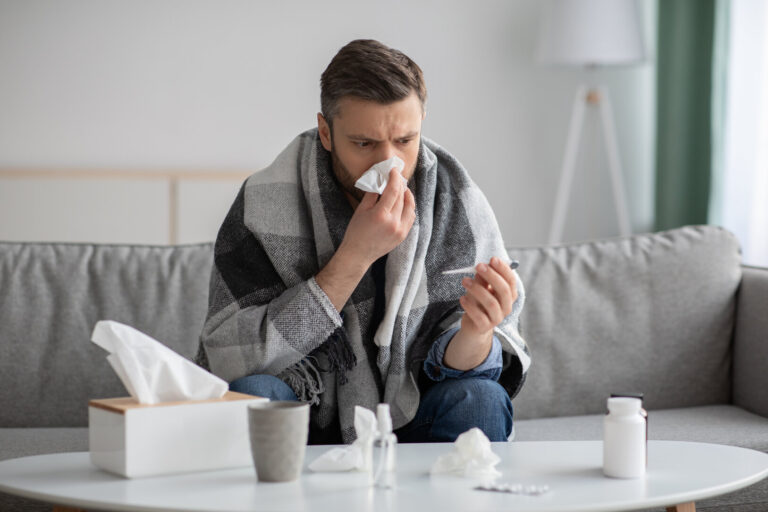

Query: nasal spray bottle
<box><xmin>373</xmin><ymin>403</ymin><xmax>397</xmax><ymax>489</ymax></box>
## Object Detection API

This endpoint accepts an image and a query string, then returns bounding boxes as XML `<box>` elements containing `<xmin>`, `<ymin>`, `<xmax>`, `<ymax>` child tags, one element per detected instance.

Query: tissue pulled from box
<box><xmin>431</xmin><ymin>427</ymin><xmax>502</xmax><ymax>478</ymax></box>
<box><xmin>91</xmin><ymin>320</ymin><xmax>228</xmax><ymax>404</ymax></box>
<box><xmin>354</xmin><ymin>156</ymin><xmax>406</xmax><ymax>194</ymax></box>
<box><xmin>308</xmin><ymin>405</ymin><xmax>378</xmax><ymax>472</ymax></box>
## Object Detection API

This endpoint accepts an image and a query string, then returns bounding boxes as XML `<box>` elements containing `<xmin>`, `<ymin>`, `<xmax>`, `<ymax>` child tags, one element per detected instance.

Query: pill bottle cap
<box><xmin>607</xmin><ymin>397</ymin><xmax>642</xmax><ymax>415</ymax></box>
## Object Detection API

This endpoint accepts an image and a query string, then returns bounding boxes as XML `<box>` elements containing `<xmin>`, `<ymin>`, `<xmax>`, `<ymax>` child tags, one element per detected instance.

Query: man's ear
<box><xmin>317</xmin><ymin>113</ymin><xmax>332</xmax><ymax>151</ymax></box>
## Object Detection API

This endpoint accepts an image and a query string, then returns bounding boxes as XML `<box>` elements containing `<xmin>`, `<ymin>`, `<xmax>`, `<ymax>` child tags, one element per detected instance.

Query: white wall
<box><xmin>0</xmin><ymin>0</ymin><xmax>656</xmax><ymax>246</ymax></box>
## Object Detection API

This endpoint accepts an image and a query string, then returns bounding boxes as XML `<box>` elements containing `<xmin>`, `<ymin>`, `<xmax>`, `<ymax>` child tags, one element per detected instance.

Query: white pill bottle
<box><xmin>603</xmin><ymin>397</ymin><xmax>646</xmax><ymax>478</ymax></box>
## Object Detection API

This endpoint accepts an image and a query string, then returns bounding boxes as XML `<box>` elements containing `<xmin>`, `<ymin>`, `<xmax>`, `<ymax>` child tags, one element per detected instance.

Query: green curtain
<box><xmin>655</xmin><ymin>0</ymin><xmax>722</xmax><ymax>231</ymax></box>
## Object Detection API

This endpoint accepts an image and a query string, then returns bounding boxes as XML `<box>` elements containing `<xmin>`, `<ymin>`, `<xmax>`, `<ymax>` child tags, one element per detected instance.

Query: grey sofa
<box><xmin>1</xmin><ymin>225</ymin><xmax>766</xmax><ymax>511</ymax></box>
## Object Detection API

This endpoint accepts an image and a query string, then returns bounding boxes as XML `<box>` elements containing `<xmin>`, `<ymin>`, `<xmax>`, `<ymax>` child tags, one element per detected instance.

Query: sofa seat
<box><xmin>0</xmin><ymin>427</ymin><xmax>88</xmax><ymax>462</ymax></box>
<box><xmin>3</xmin><ymin>404</ymin><xmax>767</xmax><ymax>460</ymax></box>
<box><xmin>515</xmin><ymin>404</ymin><xmax>768</xmax><ymax>450</ymax></box>
<box><xmin>515</xmin><ymin>404</ymin><xmax>768</xmax><ymax>511</ymax></box>
<box><xmin>2</xmin><ymin>405</ymin><xmax>766</xmax><ymax>462</ymax></box>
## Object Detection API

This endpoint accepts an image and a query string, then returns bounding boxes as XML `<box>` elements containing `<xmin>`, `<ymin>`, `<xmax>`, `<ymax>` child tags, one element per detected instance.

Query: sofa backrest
<box><xmin>0</xmin><ymin>242</ymin><xmax>213</xmax><ymax>427</ymax></box>
<box><xmin>509</xmin><ymin>225</ymin><xmax>742</xmax><ymax>420</ymax></box>
<box><xmin>0</xmin><ymin>225</ymin><xmax>743</xmax><ymax>428</ymax></box>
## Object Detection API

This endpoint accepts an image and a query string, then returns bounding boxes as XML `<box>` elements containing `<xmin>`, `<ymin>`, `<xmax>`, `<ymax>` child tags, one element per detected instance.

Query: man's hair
<box><xmin>320</xmin><ymin>39</ymin><xmax>427</xmax><ymax>133</ymax></box>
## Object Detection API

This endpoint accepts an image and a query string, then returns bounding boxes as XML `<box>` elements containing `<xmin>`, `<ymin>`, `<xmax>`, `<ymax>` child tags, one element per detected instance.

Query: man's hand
<box><xmin>459</xmin><ymin>257</ymin><xmax>518</xmax><ymax>336</ymax></box>
<box><xmin>443</xmin><ymin>257</ymin><xmax>518</xmax><ymax>370</ymax></box>
<box><xmin>338</xmin><ymin>168</ymin><xmax>416</xmax><ymax>267</ymax></box>
<box><xmin>315</xmin><ymin>168</ymin><xmax>415</xmax><ymax>312</ymax></box>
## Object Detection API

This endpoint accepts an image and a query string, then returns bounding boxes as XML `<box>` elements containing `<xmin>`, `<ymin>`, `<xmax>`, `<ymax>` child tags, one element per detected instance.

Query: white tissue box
<box><xmin>89</xmin><ymin>391</ymin><xmax>266</xmax><ymax>478</ymax></box>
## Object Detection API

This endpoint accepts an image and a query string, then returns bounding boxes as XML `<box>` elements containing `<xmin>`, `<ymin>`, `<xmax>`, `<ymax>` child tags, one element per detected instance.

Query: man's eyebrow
<box><xmin>346</xmin><ymin>131</ymin><xmax>419</xmax><ymax>142</ymax></box>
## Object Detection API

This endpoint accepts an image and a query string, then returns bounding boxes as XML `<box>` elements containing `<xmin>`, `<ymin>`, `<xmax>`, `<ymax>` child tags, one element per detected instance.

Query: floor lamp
<box><xmin>536</xmin><ymin>0</ymin><xmax>646</xmax><ymax>245</ymax></box>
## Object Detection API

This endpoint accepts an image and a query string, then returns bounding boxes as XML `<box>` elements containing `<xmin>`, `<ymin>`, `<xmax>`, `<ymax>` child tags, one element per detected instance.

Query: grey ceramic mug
<box><xmin>247</xmin><ymin>401</ymin><xmax>310</xmax><ymax>482</ymax></box>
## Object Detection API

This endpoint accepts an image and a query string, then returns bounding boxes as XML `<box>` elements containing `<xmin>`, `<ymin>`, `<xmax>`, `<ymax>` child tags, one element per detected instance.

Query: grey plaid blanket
<box><xmin>197</xmin><ymin>128</ymin><xmax>529</xmax><ymax>443</ymax></box>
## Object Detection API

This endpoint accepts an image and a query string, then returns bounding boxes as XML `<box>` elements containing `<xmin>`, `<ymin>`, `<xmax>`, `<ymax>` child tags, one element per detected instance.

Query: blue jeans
<box><xmin>230</xmin><ymin>373</ymin><xmax>300</xmax><ymax>401</ymax></box>
<box><xmin>229</xmin><ymin>374</ymin><xmax>513</xmax><ymax>443</ymax></box>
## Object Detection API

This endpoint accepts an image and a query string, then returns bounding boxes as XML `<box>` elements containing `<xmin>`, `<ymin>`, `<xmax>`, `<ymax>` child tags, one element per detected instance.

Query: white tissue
<box><xmin>91</xmin><ymin>320</ymin><xmax>228</xmax><ymax>404</ymax></box>
<box><xmin>308</xmin><ymin>405</ymin><xmax>378</xmax><ymax>472</ymax></box>
<box><xmin>430</xmin><ymin>428</ymin><xmax>502</xmax><ymax>478</ymax></box>
<box><xmin>354</xmin><ymin>156</ymin><xmax>406</xmax><ymax>194</ymax></box>
<box><xmin>306</xmin><ymin>446</ymin><xmax>364</xmax><ymax>472</ymax></box>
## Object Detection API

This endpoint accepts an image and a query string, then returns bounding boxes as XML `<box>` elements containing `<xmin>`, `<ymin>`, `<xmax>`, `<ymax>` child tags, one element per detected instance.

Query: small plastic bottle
<box><xmin>603</xmin><ymin>397</ymin><xmax>646</xmax><ymax>478</ymax></box>
<box><xmin>373</xmin><ymin>403</ymin><xmax>397</xmax><ymax>488</ymax></box>
<box><xmin>362</xmin><ymin>435</ymin><xmax>374</xmax><ymax>479</ymax></box>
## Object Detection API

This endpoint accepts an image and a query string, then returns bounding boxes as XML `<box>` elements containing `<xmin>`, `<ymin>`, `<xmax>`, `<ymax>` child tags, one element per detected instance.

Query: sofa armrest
<box><xmin>733</xmin><ymin>265</ymin><xmax>768</xmax><ymax>417</ymax></box>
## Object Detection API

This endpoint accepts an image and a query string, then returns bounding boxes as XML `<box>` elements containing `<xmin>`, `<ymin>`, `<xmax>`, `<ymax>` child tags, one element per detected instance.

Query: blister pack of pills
<box><xmin>474</xmin><ymin>483</ymin><xmax>550</xmax><ymax>496</ymax></box>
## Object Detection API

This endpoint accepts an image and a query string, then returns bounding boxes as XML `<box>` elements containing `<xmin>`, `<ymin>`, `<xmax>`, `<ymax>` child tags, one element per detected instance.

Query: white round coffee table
<box><xmin>0</xmin><ymin>441</ymin><xmax>767</xmax><ymax>512</ymax></box>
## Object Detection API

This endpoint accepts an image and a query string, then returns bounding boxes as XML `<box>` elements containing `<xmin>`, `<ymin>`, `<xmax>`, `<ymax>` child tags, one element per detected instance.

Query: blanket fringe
<box><xmin>278</xmin><ymin>356</ymin><xmax>325</xmax><ymax>406</ymax></box>
<box><xmin>278</xmin><ymin>326</ymin><xmax>358</xmax><ymax>404</ymax></box>
<box><xmin>315</xmin><ymin>325</ymin><xmax>357</xmax><ymax>385</ymax></box>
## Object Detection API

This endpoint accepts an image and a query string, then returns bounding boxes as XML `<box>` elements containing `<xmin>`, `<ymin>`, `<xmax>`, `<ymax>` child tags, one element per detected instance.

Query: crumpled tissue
<box><xmin>354</xmin><ymin>156</ymin><xmax>406</xmax><ymax>194</ymax></box>
<box><xmin>91</xmin><ymin>320</ymin><xmax>228</xmax><ymax>404</ymax></box>
<box><xmin>430</xmin><ymin>427</ymin><xmax>502</xmax><ymax>478</ymax></box>
<box><xmin>308</xmin><ymin>405</ymin><xmax>378</xmax><ymax>472</ymax></box>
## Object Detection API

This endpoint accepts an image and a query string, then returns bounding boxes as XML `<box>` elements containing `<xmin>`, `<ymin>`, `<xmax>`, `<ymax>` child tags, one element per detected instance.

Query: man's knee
<box><xmin>229</xmin><ymin>374</ymin><xmax>298</xmax><ymax>402</ymax></box>
<box><xmin>427</xmin><ymin>376</ymin><xmax>508</xmax><ymax>403</ymax></box>
<box><xmin>425</xmin><ymin>378</ymin><xmax>513</xmax><ymax>441</ymax></box>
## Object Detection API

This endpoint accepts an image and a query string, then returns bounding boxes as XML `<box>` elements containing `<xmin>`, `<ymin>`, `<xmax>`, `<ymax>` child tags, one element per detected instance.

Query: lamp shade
<box><xmin>536</xmin><ymin>0</ymin><xmax>645</xmax><ymax>67</ymax></box>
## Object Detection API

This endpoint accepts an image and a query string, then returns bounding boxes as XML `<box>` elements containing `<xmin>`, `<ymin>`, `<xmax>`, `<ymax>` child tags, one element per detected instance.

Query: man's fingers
<box><xmin>462</xmin><ymin>276</ymin><xmax>503</xmax><ymax>324</ymax></box>
<box><xmin>359</xmin><ymin>191</ymin><xmax>379</xmax><ymax>209</ymax></box>
<box><xmin>376</xmin><ymin>169</ymin><xmax>404</xmax><ymax>211</ymax></box>
<box><xmin>401</xmin><ymin>188</ymin><xmax>416</xmax><ymax>225</ymax></box>
<box><xmin>459</xmin><ymin>295</ymin><xmax>493</xmax><ymax>332</ymax></box>
<box><xmin>389</xmin><ymin>176</ymin><xmax>405</xmax><ymax>220</ymax></box>
<box><xmin>491</xmin><ymin>257</ymin><xmax>518</xmax><ymax>292</ymax></box>
<box><xmin>477</xmin><ymin>263</ymin><xmax>514</xmax><ymax>315</ymax></box>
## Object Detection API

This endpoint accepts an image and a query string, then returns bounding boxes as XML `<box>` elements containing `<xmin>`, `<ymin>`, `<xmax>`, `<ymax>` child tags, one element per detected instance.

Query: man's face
<box><xmin>317</xmin><ymin>92</ymin><xmax>425</xmax><ymax>205</ymax></box>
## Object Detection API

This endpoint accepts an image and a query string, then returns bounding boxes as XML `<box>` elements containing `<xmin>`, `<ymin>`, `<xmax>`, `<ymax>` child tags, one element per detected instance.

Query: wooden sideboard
<box><xmin>0</xmin><ymin>169</ymin><xmax>252</xmax><ymax>245</ymax></box>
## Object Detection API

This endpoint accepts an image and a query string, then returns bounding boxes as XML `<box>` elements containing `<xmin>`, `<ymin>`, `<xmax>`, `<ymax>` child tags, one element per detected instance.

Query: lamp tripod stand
<box><xmin>547</xmin><ymin>85</ymin><xmax>632</xmax><ymax>245</ymax></box>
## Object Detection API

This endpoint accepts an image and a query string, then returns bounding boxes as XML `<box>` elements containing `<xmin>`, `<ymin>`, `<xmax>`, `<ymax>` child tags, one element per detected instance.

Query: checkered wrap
<box><xmin>197</xmin><ymin>128</ymin><xmax>529</xmax><ymax>443</ymax></box>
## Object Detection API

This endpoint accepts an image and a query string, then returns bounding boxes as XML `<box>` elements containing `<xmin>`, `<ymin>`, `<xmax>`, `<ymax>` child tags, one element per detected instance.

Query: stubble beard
<box><xmin>330</xmin><ymin>140</ymin><xmax>366</xmax><ymax>203</ymax></box>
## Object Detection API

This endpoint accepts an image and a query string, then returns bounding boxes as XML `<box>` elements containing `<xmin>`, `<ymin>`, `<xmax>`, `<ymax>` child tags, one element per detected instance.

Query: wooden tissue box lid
<box><xmin>89</xmin><ymin>391</ymin><xmax>260</xmax><ymax>415</ymax></box>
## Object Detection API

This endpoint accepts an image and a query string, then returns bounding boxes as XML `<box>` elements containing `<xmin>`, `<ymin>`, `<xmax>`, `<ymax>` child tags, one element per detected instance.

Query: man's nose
<box><xmin>374</xmin><ymin>142</ymin><xmax>399</xmax><ymax>162</ymax></box>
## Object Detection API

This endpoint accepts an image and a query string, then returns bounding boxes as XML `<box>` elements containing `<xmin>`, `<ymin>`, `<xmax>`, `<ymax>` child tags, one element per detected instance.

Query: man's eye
<box><xmin>354</xmin><ymin>139</ymin><xmax>411</xmax><ymax>148</ymax></box>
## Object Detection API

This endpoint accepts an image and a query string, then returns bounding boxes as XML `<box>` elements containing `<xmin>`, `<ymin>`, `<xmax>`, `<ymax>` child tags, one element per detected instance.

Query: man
<box><xmin>197</xmin><ymin>39</ymin><xmax>529</xmax><ymax>445</ymax></box>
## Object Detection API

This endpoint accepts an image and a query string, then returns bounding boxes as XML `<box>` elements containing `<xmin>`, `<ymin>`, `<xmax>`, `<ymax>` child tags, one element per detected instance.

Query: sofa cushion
<box><xmin>0</xmin><ymin>242</ymin><xmax>214</xmax><ymax>428</ymax></box>
<box><xmin>508</xmin><ymin>226</ymin><xmax>741</xmax><ymax>419</ymax></box>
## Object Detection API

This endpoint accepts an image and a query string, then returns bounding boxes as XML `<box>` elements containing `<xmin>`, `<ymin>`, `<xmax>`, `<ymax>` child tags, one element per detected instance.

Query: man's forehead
<box><xmin>332</xmin><ymin>93</ymin><xmax>423</xmax><ymax>138</ymax></box>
